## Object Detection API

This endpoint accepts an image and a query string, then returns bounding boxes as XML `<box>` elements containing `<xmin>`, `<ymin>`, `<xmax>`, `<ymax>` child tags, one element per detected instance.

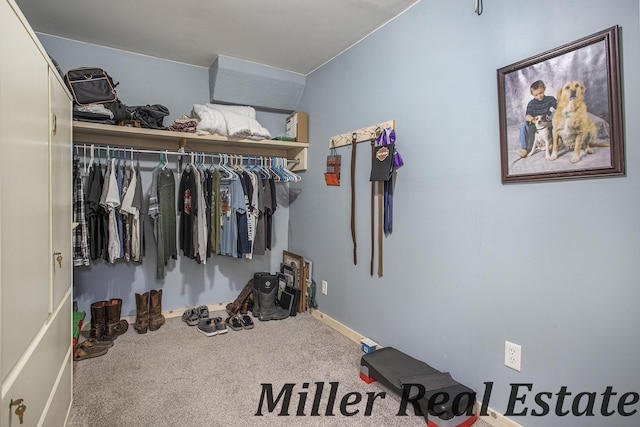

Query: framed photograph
<box><xmin>283</xmin><ymin>251</ymin><xmax>308</xmax><ymax>312</ymax></box>
<box><xmin>282</xmin><ymin>251</ymin><xmax>304</xmax><ymax>289</ymax></box>
<box><xmin>497</xmin><ymin>26</ymin><xmax>624</xmax><ymax>183</ymax></box>
<box><xmin>304</xmin><ymin>259</ymin><xmax>313</xmax><ymax>284</ymax></box>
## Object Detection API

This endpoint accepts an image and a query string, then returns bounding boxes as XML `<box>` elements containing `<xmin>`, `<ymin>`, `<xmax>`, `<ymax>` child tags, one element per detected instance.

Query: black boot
<box><xmin>252</xmin><ymin>273</ymin><xmax>270</xmax><ymax>318</ymax></box>
<box><xmin>256</xmin><ymin>275</ymin><xmax>289</xmax><ymax>321</ymax></box>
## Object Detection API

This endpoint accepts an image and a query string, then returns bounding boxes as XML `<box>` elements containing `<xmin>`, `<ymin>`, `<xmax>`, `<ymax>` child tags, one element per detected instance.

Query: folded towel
<box><xmin>194</xmin><ymin>104</ymin><xmax>228</xmax><ymax>136</ymax></box>
<box><xmin>218</xmin><ymin>109</ymin><xmax>271</xmax><ymax>140</ymax></box>
<box><xmin>206</xmin><ymin>103</ymin><xmax>256</xmax><ymax>119</ymax></box>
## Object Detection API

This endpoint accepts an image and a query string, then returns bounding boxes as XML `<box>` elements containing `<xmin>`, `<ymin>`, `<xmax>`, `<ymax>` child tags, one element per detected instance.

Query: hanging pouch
<box><xmin>324</xmin><ymin>141</ymin><xmax>341</xmax><ymax>186</ymax></box>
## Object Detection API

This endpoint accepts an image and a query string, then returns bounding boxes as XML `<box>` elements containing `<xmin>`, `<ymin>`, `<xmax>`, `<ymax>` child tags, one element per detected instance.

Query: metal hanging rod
<box><xmin>74</xmin><ymin>143</ymin><xmax>299</xmax><ymax>164</ymax></box>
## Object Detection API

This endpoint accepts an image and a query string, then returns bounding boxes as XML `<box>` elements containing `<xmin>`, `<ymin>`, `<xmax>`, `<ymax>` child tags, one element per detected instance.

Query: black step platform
<box><xmin>360</xmin><ymin>347</ymin><xmax>478</xmax><ymax>427</ymax></box>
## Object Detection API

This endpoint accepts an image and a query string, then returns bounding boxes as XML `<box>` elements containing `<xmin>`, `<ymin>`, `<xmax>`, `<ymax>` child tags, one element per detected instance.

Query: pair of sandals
<box><xmin>182</xmin><ymin>305</ymin><xmax>210</xmax><ymax>326</ymax></box>
<box><xmin>74</xmin><ymin>338</ymin><xmax>114</xmax><ymax>361</ymax></box>
<box><xmin>225</xmin><ymin>313</ymin><xmax>254</xmax><ymax>331</ymax></box>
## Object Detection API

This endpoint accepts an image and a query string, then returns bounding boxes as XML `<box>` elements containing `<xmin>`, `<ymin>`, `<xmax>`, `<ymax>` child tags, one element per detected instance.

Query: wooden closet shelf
<box><xmin>72</xmin><ymin>121</ymin><xmax>308</xmax><ymax>171</ymax></box>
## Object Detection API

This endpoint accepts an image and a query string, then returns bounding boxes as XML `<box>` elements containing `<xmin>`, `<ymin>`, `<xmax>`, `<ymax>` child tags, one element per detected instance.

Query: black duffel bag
<box><xmin>128</xmin><ymin>104</ymin><xmax>170</xmax><ymax>129</ymax></box>
<box><xmin>65</xmin><ymin>67</ymin><xmax>119</xmax><ymax>106</ymax></box>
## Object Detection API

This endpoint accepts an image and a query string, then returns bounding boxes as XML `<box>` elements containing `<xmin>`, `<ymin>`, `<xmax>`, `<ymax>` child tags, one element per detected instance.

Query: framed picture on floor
<box><xmin>497</xmin><ymin>26</ymin><xmax>624</xmax><ymax>183</ymax></box>
<box><xmin>282</xmin><ymin>251</ymin><xmax>304</xmax><ymax>288</ymax></box>
<box><xmin>304</xmin><ymin>259</ymin><xmax>312</xmax><ymax>285</ymax></box>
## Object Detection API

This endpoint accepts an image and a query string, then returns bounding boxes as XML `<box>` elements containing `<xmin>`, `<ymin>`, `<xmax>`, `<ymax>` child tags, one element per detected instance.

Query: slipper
<box><xmin>74</xmin><ymin>346</ymin><xmax>108</xmax><ymax>361</ymax></box>
<box><xmin>79</xmin><ymin>338</ymin><xmax>114</xmax><ymax>350</ymax></box>
<box><xmin>214</xmin><ymin>317</ymin><xmax>227</xmax><ymax>335</ymax></box>
<box><xmin>182</xmin><ymin>308</ymin><xmax>199</xmax><ymax>326</ymax></box>
<box><xmin>225</xmin><ymin>315</ymin><xmax>243</xmax><ymax>331</ymax></box>
<box><xmin>196</xmin><ymin>305</ymin><xmax>209</xmax><ymax>319</ymax></box>
<box><xmin>240</xmin><ymin>314</ymin><xmax>254</xmax><ymax>330</ymax></box>
<box><xmin>196</xmin><ymin>318</ymin><xmax>218</xmax><ymax>337</ymax></box>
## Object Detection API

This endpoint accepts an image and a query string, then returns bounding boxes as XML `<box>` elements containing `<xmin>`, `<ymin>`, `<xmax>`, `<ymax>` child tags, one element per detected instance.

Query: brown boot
<box><xmin>104</xmin><ymin>298</ymin><xmax>129</xmax><ymax>339</ymax></box>
<box><xmin>149</xmin><ymin>289</ymin><xmax>165</xmax><ymax>331</ymax></box>
<box><xmin>90</xmin><ymin>301</ymin><xmax>111</xmax><ymax>341</ymax></box>
<box><xmin>226</xmin><ymin>279</ymin><xmax>254</xmax><ymax>316</ymax></box>
<box><xmin>134</xmin><ymin>292</ymin><xmax>150</xmax><ymax>334</ymax></box>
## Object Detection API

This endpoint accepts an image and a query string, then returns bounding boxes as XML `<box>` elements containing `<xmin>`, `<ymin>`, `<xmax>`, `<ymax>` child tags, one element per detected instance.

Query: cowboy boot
<box><xmin>104</xmin><ymin>298</ymin><xmax>129</xmax><ymax>339</ymax></box>
<box><xmin>257</xmin><ymin>275</ymin><xmax>289</xmax><ymax>321</ymax></box>
<box><xmin>90</xmin><ymin>301</ymin><xmax>112</xmax><ymax>341</ymax></box>
<box><xmin>149</xmin><ymin>289</ymin><xmax>166</xmax><ymax>331</ymax></box>
<box><xmin>134</xmin><ymin>292</ymin><xmax>150</xmax><ymax>334</ymax></box>
<box><xmin>225</xmin><ymin>279</ymin><xmax>254</xmax><ymax>316</ymax></box>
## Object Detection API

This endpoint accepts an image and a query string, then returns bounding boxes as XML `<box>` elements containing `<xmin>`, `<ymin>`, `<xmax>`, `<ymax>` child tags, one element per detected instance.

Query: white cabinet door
<box><xmin>1</xmin><ymin>1</ymin><xmax>73</xmax><ymax>426</ymax></box>
<box><xmin>50</xmin><ymin>70</ymin><xmax>73</xmax><ymax>309</ymax></box>
<box><xmin>0</xmin><ymin>0</ymin><xmax>51</xmax><ymax>379</ymax></box>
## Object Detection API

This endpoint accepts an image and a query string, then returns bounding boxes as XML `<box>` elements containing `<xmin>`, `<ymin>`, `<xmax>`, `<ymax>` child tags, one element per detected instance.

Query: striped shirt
<box><xmin>526</xmin><ymin>95</ymin><xmax>557</xmax><ymax>117</ymax></box>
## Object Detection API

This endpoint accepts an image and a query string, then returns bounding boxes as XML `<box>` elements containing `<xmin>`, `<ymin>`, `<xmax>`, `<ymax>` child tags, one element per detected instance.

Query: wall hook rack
<box><xmin>328</xmin><ymin>120</ymin><xmax>395</xmax><ymax>149</ymax></box>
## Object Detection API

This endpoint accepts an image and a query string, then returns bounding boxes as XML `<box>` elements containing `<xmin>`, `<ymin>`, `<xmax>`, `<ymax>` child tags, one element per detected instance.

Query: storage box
<box><xmin>361</xmin><ymin>338</ymin><xmax>378</xmax><ymax>354</ymax></box>
<box><xmin>285</xmin><ymin>112</ymin><xmax>308</xmax><ymax>143</ymax></box>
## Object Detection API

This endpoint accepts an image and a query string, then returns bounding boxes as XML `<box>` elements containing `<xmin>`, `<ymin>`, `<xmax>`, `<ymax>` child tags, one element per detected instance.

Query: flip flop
<box><xmin>79</xmin><ymin>338</ymin><xmax>114</xmax><ymax>350</ymax></box>
<box><xmin>225</xmin><ymin>315</ymin><xmax>243</xmax><ymax>331</ymax></box>
<box><xmin>74</xmin><ymin>346</ymin><xmax>108</xmax><ymax>361</ymax></box>
<box><xmin>240</xmin><ymin>314</ymin><xmax>254</xmax><ymax>330</ymax></box>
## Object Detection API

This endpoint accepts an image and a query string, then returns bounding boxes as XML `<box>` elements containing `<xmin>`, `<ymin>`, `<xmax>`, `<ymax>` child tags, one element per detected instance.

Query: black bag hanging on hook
<box><xmin>369</xmin><ymin>143</ymin><xmax>395</xmax><ymax>182</ymax></box>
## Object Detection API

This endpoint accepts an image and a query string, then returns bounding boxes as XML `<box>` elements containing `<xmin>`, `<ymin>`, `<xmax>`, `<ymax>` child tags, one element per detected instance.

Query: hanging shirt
<box><xmin>132</xmin><ymin>163</ymin><xmax>145</xmax><ymax>262</ymax></box>
<box><xmin>244</xmin><ymin>171</ymin><xmax>260</xmax><ymax>258</ymax></box>
<box><xmin>236</xmin><ymin>171</ymin><xmax>251</xmax><ymax>257</ymax></box>
<box><xmin>194</xmin><ymin>165</ymin><xmax>208</xmax><ymax>264</ymax></box>
<box><xmin>178</xmin><ymin>166</ymin><xmax>197</xmax><ymax>259</ymax></box>
<box><xmin>252</xmin><ymin>172</ymin><xmax>267</xmax><ymax>256</ymax></box>
<box><xmin>120</xmin><ymin>163</ymin><xmax>139</xmax><ymax>261</ymax></box>
<box><xmin>265</xmin><ymin>176</ymin><xmax>277</xmax><ymax>250</ymax></box>
<box><xmin>85</xmin><ymin>162</ymin><xmax>106</xmax><ymax>261</ymax></box>
<box><xmin>101</xmin><ymin>158</ymin><xmax>121</xmax><ymax>263</ymax></box>
<box><xmin>219</xmin><ymin>176</ymin><xmax>245</xmax><ymax>258</ymax></box>
<box><xmin>209</xmin><ymin>168</ymin><xmax>221</xmax><ymax>255</ymax></box>
<box><xmin>72</xmin><ymin>157</ymin><xmax>90</xmax><ymax>266</ymax></box>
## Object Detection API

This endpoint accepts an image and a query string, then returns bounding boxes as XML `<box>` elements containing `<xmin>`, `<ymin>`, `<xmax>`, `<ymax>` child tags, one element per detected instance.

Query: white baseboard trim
<box><xmin>309</xmin><ymin>308</ymin><xmax>375</xmax><ymax>346</ymax></box>
<box><xmin>478</xmin><ymin>406</ymin><xmax>524</xmax><ymax>427</ymax></box>
<box><xmin>310</xmin><ymin>309</ymin><xmax>522</xmax><ymax>427</ymax></box>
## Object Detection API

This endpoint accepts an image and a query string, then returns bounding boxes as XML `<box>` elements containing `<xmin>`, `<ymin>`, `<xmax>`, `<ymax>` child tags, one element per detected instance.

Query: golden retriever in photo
<box><xmin>550</xmin><ymin>81</ymin><xmax>597</xmax><ymax>163</ymax></box>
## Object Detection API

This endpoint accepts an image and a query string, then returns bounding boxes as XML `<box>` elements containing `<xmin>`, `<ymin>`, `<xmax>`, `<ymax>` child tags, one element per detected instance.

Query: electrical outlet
<box><xmin>321</xmin><ymin>280</ymin><xmax>328</xmax><ymax>295</ymax></box>
<box><xmin>504</xmin><ymin>341</ymin><xmax>522</xmax><ymax>371</ymax></box>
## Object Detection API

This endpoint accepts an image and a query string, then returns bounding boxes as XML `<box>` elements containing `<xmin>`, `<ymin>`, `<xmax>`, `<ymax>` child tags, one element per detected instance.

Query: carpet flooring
<box><xmin>68</xmin><ymin>311</ymin><xmax>493</xmax><ymax>427</ymax></box>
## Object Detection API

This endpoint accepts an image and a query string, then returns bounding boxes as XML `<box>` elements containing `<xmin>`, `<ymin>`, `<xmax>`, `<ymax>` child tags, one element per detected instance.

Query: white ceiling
<box><xmin>15</xmin><ymin>0</ymin><xmax>419</xmax><ymax>75</ymax></box>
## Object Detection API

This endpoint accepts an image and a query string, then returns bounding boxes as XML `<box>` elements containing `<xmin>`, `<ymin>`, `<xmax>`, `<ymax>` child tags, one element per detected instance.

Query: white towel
<box><xmin>193</xmin><ymin>103</ymin><xmax>271</xmax><ymax>140</ymax></box>
<box><xmin>206</xmin><ymin>103</ymin><xmax>256</xmax><ymax>119</ymax></box>
<box><xmin>194</xmin><ymin>104</ymin><xmax>228</xmax><ymax>136</ymax></box>
<box><xmin>218</xmin><ymin>109</ymin><xmax>271</xmax><ymax>140</ymax></box>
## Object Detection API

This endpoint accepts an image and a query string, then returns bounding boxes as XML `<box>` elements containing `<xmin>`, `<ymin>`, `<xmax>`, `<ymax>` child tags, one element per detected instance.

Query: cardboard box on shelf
<box><xmin>285</xmin><ymin>112</ymin><xmax>308</xmax><ymax>143</ymax></box>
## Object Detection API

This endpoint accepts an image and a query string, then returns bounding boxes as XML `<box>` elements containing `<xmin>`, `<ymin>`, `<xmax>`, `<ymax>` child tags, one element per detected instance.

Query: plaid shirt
<box><xmin>73</xmin><ymin>158</ymin><xmax>90</xmax><ymax>266</ymax></box>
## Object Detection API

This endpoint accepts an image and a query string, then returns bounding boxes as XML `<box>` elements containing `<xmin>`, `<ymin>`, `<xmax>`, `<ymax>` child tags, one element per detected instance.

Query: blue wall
<box><xmin>292</xmin><ymin>1</ymin><xmax>640</xmax><ymax>426</ymax></box>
